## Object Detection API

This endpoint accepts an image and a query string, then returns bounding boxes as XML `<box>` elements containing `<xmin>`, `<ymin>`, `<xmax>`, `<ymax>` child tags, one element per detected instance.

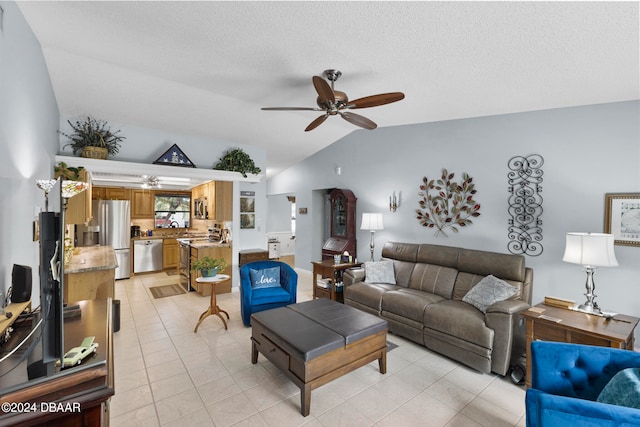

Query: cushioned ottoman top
<box><xmin>251</xmin><ymin>299</ymin><xmax>387</xmax><ymax>362</ymax></box>
<box><xmin>288</xmin><ymin>299</ymin><xmax>388</xmax><ymax>345</ymax></box>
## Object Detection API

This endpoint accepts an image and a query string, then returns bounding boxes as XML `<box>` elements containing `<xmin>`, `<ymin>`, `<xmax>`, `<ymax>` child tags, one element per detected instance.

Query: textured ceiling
<box><xmin>17</xmin><ymin>1</ymin><xmax>640</xmax><ymax>177</ymax></box>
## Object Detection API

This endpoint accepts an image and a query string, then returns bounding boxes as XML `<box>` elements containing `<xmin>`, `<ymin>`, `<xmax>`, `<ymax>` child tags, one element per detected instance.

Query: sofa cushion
<box><xmin>408</xmin><ymin>263</ymin><xmax>458</xmax><ymax>299</ymax></box>
<box><xmin>381</xmin><ymin>288</ymin><xmax>444</xmax><ymax>323</ymax></box>
<box><xmin>364</xmin><ymin>260</ymin><xmax>396</xmax><ymax>284</ymax></box>
<box><xmin>345</xmin><ymin>282</ymin><xmax>398</xmax><ymax>311</ymax></box>
<box><xmin>424</xmin><ymin>300</ymin><xmax>494</xmax><ymax>349</ymax></box>
<box><xmin>597</xmin><ymin>368</ymin><xmax>640</xmax><ymax>409</ymax></box>
<box><xmin>462</xmin><ymin>275</ymin><xmax>519</xmax><ymax>313</ymax></box>
<box><xmin>252</xmin><ymin>286</ymin><xmax>292</xmax><ymax>305</ymax></box>
<box><xmin>416</xmin><ymin>244</ymin><xmax>460</xmax><ymax>268</ymax></box>
<box><xmin>381</xmin><ymin>242</ymin><xmax>419</xmax><ymax>262</ymax></box>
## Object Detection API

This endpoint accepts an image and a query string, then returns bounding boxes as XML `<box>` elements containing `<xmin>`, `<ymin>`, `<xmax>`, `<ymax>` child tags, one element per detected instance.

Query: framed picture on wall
<box><xmin>240</xmin><ymin>197</ymin><xmax>255</xmax><ymax>213</ymax></box>
<box><xmin>604</xmin><ymin>193</ymin><xmax>640</xmax><ymax>246</ymax></box>
<box><xmin>241</xmin><ymin>213</ymin><xmax>255</xmax><ymax>229</ymax></box>
<box><xmin>240</xmin><ymin>190</ymin><xmax>255</xmax><ymax>228</ymax></box>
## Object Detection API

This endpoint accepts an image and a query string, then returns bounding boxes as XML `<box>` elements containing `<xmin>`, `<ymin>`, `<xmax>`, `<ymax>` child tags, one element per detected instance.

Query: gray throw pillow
<box><xmin>364</xmin><ymin>260</ymin><xmax>396</xmax><ymax>285</ymax></box>
<box><xmin>462</xmin><ymin>275</ymin><xmax>518</xmax><ymax>313</ymax></box>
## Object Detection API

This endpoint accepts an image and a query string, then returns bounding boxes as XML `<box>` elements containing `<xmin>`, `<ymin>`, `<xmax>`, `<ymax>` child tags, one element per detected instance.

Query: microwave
<box><xmin>194</xmin><ymin>198</ymin><xmax>208</xmax><ymax>219</ymax></box>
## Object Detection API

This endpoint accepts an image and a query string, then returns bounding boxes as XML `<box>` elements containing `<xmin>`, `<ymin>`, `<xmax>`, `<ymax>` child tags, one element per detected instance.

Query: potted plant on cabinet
<box><xmin>59</xmin><ymin>116</ymin><xmax>125</xmax><ymax>159</ymax></box>
<box><xmin>213</xmin><ymin>148</ymin><xmax>261</xmax><ymax>178</ymax></box>
<box><xmin>191</xmin><ymin>257</ymin><xmax>227</xmax><ymax>278</ymax></box>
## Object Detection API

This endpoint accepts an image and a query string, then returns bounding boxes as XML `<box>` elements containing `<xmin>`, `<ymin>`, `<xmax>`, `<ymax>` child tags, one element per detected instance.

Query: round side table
<box><xmin>194</xmin><ymin>274</ymin><xmax>230</xmax><ymax>332</ymax></box>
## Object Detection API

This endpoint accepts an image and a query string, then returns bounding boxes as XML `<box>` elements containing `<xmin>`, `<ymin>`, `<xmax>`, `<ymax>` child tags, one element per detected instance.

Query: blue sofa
<box><xmin>526</xmin><ymin>341</ymin><xmax>640</xmax><ymax>426</ymax></box>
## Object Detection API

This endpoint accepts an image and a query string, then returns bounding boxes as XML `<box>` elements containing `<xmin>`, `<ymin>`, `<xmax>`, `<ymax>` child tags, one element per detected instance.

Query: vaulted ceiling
<box><xmin>17</xmin><ymin>1</ymin><xmax>639</xmax><ymax>177</ymax></box>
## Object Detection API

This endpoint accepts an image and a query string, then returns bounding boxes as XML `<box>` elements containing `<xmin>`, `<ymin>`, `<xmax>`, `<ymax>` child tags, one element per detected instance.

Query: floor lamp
<box><xmin>361</xmin><ymin>213</ymin><xmax>384</xmax><ymax>262</ymax></box>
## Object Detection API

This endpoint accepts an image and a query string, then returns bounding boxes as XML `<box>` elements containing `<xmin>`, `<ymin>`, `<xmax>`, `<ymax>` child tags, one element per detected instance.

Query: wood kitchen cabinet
<box><xmin>59</xmin><ymin>169</ymin><xmax>93</xmax><ymax>225</ymax></box>
<box><xmin>93</xmin><ymin>186</ymin><xmax>130</xmax><ymax>200</ymax></box>
<box><xmin>215</xmin><ymin>181</ymin><xmax>233</xmax><ymax>221</ymax></box>
<box><xmin>131</xmin><ymin>189</ymin><xmax>155</xmax><ymax>219</ymax></box>
<box><xmin>163</xmin><ymin>238</ymin><xmax>179</xmax><ymax>269</ymax></box>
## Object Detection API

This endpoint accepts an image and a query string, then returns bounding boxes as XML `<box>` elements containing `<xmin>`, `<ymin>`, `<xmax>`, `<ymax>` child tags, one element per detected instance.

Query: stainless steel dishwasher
<box><xmin>133</xmin><ymin>239</ymin><xmax>163</xmax><ymax>273</ymax></box>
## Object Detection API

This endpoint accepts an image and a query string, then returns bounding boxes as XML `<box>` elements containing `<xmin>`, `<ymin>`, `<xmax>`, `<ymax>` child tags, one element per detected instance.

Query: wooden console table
<box><xmin>521</xmin><ymin>303</ymin><xmax>639</xmax><ymax>388</ymax></box>
<box><xmin>311</xmin><ymin>259</ymin><xmax>362</xmax><ymax>303</ymax></box>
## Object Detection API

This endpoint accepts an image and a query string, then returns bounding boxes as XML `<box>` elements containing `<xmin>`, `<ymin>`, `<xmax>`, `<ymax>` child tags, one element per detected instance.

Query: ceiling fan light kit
<box><xmin>262</xmin><ymin>69</ymin><xmax>404</xmax><ymax>132</ymax></box>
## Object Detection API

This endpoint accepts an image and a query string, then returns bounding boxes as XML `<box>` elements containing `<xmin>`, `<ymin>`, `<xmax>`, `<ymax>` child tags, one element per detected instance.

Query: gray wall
<box><xmin>267</xmin><ymin>194</ymin><xmax>293</xmax><ymax>233</ymax></box>
<box><xmin>0</xmin><ymin>2</ymin><xmax>60</xmax><ymax>305</ymax></box>
<box><xmin>268</xmin><ymin>101</ymin><xmax>640</xmax><ymax>341</ymax></box>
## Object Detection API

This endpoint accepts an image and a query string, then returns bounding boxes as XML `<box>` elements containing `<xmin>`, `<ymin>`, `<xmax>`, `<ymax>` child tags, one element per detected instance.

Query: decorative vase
<box><xmin>201</xmin><ymin>268</ymin><xmax>219</xmax><ymax>278</ymax></box>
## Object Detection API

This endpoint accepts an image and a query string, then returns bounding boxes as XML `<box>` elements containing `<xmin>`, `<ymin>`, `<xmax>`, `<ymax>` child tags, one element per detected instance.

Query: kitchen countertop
<box><xmin>189</xmin><ymin>241</ymin><xmax>231</xmax><ymax>249</ymax></box>
<box><xmin>65</xmin><ymin>246</ymin><xmax>118</xmax><ymax>274</ymax></box>
<box><xmin>131</xmin><ymin>234</ymin><xmax>209</xmax><ymax>241</ymax></box>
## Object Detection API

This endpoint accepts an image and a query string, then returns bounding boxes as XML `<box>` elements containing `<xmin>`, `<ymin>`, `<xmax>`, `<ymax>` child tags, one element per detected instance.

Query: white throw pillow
<box><xmin>364</xmin><ymin>260</ymin><xmax>396</xmax><ymax>285</ymax></box>
<box><xmin>462</xmin><ymin>275</ymin><xmax>518</xmax><ymax>313</ymax></box>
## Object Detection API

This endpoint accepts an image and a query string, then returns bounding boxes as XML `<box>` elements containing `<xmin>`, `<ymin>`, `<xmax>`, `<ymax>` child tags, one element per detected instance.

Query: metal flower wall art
<box><xmin>416</xmin><ymin>169</ymin><xmax>481</xmax><ymax>237</ymax></box>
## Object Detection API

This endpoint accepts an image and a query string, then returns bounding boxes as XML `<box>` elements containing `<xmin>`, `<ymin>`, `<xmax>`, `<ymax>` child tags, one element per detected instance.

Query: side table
<box><xmin>311</xmin><ymin>259</ymin><xmax>362</xmax><ymax>303</ymax></box>
<box><xmin>521</xmin><ymin>303</ymin><xmax>639</xmax><ymax>388</ymax></box>
<box><xmin>194</xmin><ymin>274</ymin><xmax>231</xmax><ymax>332</ymax></box>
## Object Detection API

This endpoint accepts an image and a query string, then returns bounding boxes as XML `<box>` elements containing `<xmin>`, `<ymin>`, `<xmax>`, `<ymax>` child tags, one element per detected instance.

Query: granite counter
<box><xmin>64</xmin><ymin>246</ymin><xmax>117</xmax><ymax>302</ymax></box>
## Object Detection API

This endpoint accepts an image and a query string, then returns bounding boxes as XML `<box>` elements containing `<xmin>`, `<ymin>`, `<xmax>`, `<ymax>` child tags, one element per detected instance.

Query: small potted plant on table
<box><xmin>191</xmin><ymin>257</ymin><xmax>227</xmax><ymax>278</ymax></box>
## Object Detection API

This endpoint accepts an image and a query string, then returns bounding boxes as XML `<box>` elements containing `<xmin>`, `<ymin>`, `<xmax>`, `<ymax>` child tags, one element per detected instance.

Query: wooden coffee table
<box><xmin>251</xmin><ymin>299</ymin><xmax>387</xmax><ymax>416</ymax></box>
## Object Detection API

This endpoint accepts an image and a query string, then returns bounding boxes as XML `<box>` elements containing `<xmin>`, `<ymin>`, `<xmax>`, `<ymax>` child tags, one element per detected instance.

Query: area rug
<box><xmin>150</xmin><ymin>284</ymin><xmax>186</xmax><ymax>299</ymax></box>
<box><xmin>387</xmin><ymin>341</ymin><xmax>398</xmax><ymax>352</ymax></box>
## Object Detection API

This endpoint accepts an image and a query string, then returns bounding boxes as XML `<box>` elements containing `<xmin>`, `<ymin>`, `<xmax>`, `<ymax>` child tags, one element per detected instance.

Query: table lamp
<box><xmin>562</xmin><ymin>232</ymin><xmax>618</xmax><ymax>314</ymax></box>
<box><xmin>361</xmin><ymin>213</ymin><xmax>384</xmax><ymax>262</ymax></box>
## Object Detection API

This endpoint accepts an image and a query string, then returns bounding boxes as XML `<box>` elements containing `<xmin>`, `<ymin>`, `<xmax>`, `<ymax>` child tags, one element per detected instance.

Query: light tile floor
<box><xmin>111</xmin><ymin>269</ymin><xmax>526</xmax><ymax>426</ymax></box>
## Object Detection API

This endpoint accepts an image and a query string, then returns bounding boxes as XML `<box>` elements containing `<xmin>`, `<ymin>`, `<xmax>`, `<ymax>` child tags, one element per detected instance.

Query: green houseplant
<box><xmin>59</xmin><ymin>116</ymin><xmax>125</xmax><ymax>159</ymax></box>
<box><xmin>54</xmin><ymin>161</ymin><xmax>85</xmax><ymax>180</ymax></box>
<box><xmin>191</xmin><ymin>256</ymin><xmax>227</xmax><ymax>277</ymax></box>
<box><xmin>213</xmin><ymin>148</ymin><xmax>261</xmax><ymax>178</ymax></box>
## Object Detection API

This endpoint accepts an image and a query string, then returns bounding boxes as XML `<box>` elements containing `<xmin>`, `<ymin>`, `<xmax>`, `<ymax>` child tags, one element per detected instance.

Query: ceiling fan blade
<box><xmin>305</xmin><ymin>114</ymin><xmax>329</xmax><ymax>132</ymax></box>
<box><xmin>339</xmin><ymin>112</ymin><xmax>377</xmax><ymax>130</ymax></box>
<box><xmin>312</xmin><ymin>76</ymin><xmax>335</xmax><ymax>106</ymax></box>
<box><xmin>347</xmin><ymin>92</ymin><xmax>405</xmax><ymax>109</ymax></box>
<box><xmin>261</xmin><ymin>107</ymin><xmax>320</xmax><ymax>111</ymax></box>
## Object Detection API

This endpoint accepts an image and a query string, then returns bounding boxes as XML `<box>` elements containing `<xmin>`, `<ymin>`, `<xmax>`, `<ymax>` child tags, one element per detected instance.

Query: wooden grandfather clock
<box><xmin>322</xmin><ymin>189</ymin><xmax>357</xmax><ymax>260</ymax></box>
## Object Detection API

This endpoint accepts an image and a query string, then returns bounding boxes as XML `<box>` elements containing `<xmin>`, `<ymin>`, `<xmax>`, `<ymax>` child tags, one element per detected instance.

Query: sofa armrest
<box><xmin>526</xmin><ymin>388</ymin><xmax>640</xmax><ymax>427</ymax></box>
<box><xmin>343</xmin><ymin>268</ymin><xmax>365</xmax><ymax>287</ymax></box>
<box><xmin>485</xmin><ymin>300</ymin><xmax>530</xmax><ymax>376</ymax></box>
<box><xmin>486</xmin><ymin>299</ymin><xmax>530</xmax><ymax>315</ymax></box>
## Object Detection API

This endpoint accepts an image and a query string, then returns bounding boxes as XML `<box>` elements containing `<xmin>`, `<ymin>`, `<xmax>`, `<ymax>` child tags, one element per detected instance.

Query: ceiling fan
<box><xmin>262</xmin><ymin>69</ymin><xmax>405</xmax><ymax>131</ymax></box>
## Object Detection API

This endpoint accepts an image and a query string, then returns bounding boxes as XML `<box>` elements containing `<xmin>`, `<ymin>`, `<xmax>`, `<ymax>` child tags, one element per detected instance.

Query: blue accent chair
<box><xmin>240</xmin><ymin>260</ymin><xmax>298</xmax><ymax>326</ymax></box>
<box><xmin>526</xmin><ymin>341</ymin><xmax>640</xmax><ymax>427</ymax></box>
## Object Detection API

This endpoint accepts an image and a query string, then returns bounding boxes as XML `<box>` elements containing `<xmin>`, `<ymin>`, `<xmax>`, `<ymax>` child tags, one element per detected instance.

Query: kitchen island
<box><xmin>64</xmin><ymin>246</ymin><xmax>118</xmax><ymax>302</ymax></box>
<box><xmin>178</xmin><ymin>239</ymin><xmax>232</xmax><ymax>296</ymax></box>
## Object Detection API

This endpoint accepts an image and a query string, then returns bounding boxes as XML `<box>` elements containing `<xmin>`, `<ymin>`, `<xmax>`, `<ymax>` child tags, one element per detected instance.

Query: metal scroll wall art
<box><xmin>507</xmin><ymin>154</ymin><xmax>544</xmax><ymax>256</ymax></box>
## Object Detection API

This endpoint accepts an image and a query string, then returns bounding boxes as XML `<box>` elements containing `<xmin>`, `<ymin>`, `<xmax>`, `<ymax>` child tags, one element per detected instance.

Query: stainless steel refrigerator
<box><xmin>80</xmin><ymin>200</ymin><xmax>131</xmax><ymax>279</ymax></box>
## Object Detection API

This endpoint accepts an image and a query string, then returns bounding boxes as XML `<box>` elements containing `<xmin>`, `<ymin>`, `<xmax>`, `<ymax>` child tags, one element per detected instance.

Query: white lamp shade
<box><xmin>361</xmin><ymin>213</ymin><xmax>384</xmax><ymax>231</ymax></box>
<box><xmin>562</xmin><ymin>232</ymin><xmax>618</xmax><ymax>267</ymax></box>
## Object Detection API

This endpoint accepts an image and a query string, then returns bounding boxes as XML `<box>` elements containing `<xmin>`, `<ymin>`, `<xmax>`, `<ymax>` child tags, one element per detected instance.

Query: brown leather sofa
<box><xmin>343</xmin><ymin>242</ymin><xmax>533</xmax><ymax>376</ymax></box>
